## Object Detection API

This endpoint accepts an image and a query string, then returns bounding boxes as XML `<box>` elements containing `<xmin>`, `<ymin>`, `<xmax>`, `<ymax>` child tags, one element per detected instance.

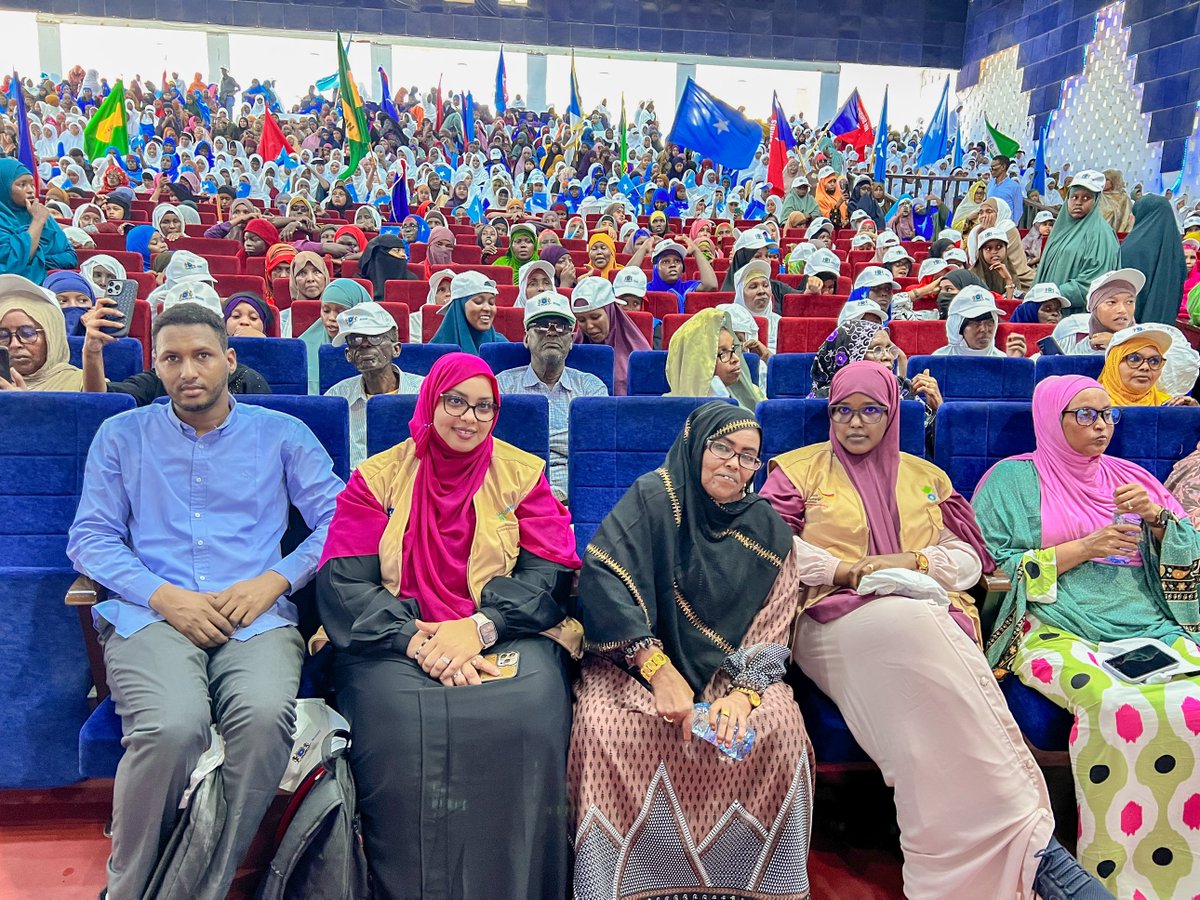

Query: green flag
<box><xmin>985</xmin><ymin>117</ymin><xmax>1020</xmax><ymax>158</ymax></box>
<box><xmin>618</xmin><ymin>94</ymin><xmax>628</xmax><ymax>169</ymax></box>
<box><xmin>336</xmin><ymin>33</ymin><xmax>370</xmax><ymax>180</ymax></box>
<box><xmin>83</xmin><ymin>80</ymin><xmax>129</xmax><ymax>161</ymax></box>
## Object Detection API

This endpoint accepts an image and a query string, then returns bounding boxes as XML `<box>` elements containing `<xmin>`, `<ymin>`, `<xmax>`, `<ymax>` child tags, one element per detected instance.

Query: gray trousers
<box><xmin>98</xmin><ymin>620</ymin><xmax>303</xmax><ymax>900</ymax></box>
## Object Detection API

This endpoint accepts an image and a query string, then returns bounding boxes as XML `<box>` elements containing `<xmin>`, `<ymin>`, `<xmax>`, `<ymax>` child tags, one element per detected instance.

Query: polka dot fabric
<box><xmin>1013</xmin><ymin>614</ymin><xmax>1200</xmax><ymax>896</ymax></box>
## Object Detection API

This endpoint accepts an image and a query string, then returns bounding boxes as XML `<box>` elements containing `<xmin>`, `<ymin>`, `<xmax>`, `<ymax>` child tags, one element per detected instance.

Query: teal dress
<box><xmin>0</xmin><ymin>159</ymin><xmax>77</xmax><ymax>282</ymax></box>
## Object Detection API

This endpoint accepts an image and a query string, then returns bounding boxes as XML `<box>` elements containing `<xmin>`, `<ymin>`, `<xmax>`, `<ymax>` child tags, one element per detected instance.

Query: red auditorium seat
<box><xmin>683</xmin><ymin>292</ymin><xmax>735</xmax><ymax>313</ymax></box>
<box><xmin>643</xmin><ymin>292</ymin><xmax>681</xmax><ymax>319</ymax></box>
<box><xmin>215</xmin><ymin>274</ymin><xmax>267</xmax><ymax>298</ymax></box>
<box><xmin>777</xmin><ymin>318</ymin><xmax>840</xmax><ymax>353</ymax></box>
<box><xmin>782</xmin><ymin>294</ymin><xmax>850</xmax><ymax>318</ymax></box>
<box><xmin>997</xmin><ymin>323</ymin><xmax>1052</xmax><ymax>356</ymax></box>
<box><xmin>661</xmin><ymin>313</ymin><xmax>768</xmax><ymax>347</ymax></box>
<box><xmin>626</xmin><ymin>311</ymin><xmax>654</xmax><ymax>346</ymax></box>
<box><xmin>127</xmin><ymin>272</ymin><xmax>157</xmax><ymax>299</ymax></box>
<box><xmin>206</xmin><ymin>257</ymin><xmax>239</xmax><ymax>275</ymax></box>
<box><xmin>77</xmin><ymin>249</ymin><xmax>143</xmax><ymax>274</ymax></box>
<box><xmin>383</xmin><ymin>281</ymin><xmax>434</xmax><ymax>307</ymax></box>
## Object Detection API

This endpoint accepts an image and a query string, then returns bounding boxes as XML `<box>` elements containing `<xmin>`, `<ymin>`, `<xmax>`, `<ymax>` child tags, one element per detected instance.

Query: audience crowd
<box><xmin>5</xmin><ymin>61</ymin><xmax>1200</xmax><ymax>900</ymax></box>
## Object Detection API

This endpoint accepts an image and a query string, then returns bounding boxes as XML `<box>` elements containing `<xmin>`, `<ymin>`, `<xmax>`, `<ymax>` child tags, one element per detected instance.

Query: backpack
<box><xmin>256</xmin><ymin>730</ymin><xmax>370</xmax><ymax>900</ymax></box>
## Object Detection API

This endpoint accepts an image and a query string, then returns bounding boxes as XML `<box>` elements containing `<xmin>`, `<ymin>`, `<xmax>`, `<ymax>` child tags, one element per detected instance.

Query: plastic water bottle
<box><xmin>691</xmin><ymin>703</ymin><xmax>756</xmax><ymax>761</ymax></box>
<box><xmin>1104</xmin><ymin>511</ymin><xmax>1142</xmax><ymax>564</ymax></box>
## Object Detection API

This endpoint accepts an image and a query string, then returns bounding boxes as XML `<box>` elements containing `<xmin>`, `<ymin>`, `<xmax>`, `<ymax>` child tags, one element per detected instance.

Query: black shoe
<box><xmin>98</xmin><ymin>891</ymin><xmax>106</xmax><ymax>900</ymax></box>
<box><xmin>1031</xmin><ymin>836</ymin><xmax>1116</xmax><ymax>899</ymax></box>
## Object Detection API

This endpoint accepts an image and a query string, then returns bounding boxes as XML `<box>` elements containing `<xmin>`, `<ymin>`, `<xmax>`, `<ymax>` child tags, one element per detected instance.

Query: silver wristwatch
<box><xmin>471</xmin><ymin>612</ymin><xmax>498</xmax><ymax>649</ymax></box>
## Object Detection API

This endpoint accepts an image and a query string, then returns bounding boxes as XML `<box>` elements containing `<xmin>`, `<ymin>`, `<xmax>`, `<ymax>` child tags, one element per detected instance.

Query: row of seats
<box><xmin>11</xmin><ymin>392</ymin><xmax>1197</xmax><ymax>786</ymax></box>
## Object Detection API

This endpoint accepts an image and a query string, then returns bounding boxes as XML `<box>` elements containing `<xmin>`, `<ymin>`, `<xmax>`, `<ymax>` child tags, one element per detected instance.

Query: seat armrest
<box><xmin>65</xmin><ymin>575</ymin><xmax>107</xmax><ymax>606</ymax></box>
<box><xmin>978</xmin><ymin>571</ymin><xmax>1012</xmax><ymax>594</ymax></box>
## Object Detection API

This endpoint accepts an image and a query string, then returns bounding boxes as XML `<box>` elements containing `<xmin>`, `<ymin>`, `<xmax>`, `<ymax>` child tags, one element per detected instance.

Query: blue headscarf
<box><xmin>430</xmin><ymin>296</ymin><xmax>508</xmax><ymax>355</ymax></box>
<box><xmin>124</xmin><ymin>225</ymin><xmax>159</xmax><ymax>271</ymax></box>
<box><xmin>1008</xmin><ymin>300</ymin><xmax>1044</xmax><ymax>323</ymax></box>
<box><xmin>0</xmin><ymin>159</ymin><xmax>78</xmax><ymax>282</ymax></box>
<box><xmin>44</xmin><ymin>270</ymin><xmax>96</xmax><ymax>306</ymax></box>
<box><xmin>404</xmin><ymin>215</ymin><xmax>431</xmax><ymax>243</ymax></box>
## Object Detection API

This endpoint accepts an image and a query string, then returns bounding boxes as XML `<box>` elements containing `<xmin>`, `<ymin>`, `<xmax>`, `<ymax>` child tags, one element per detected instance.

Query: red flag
<box><xmin>766</xmin><ymin>98</ymin><xmax>789</xmax><ymax>197</ymax></box>
<box><xmin>257</xmin><ymin>108</ymin><xmax>294</xmax><ymax>163</ymax></box>
<box><xmin>435</xmin><ymin>76</ymin><xmax>444</xmax><ymax>133</ymax></box>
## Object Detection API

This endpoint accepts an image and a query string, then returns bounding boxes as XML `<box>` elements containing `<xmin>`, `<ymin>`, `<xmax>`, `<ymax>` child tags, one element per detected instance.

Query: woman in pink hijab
<box><xmin>974</xmin><ymin>374</ymin><xmax>1200</xmax><ymax>896</ymax></box>
<box><xmin>761</xmin><ymin>361</ymin><xmax>1104</xmax><ymax>899</ymax></box>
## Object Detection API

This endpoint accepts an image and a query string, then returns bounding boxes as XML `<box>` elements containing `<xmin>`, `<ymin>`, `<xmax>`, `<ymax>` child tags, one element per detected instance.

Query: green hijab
<box><xmin>1119</xmin><ymin>194</ymin><xmax>1188</xmax><ymax>326</ymax></box>
<box><xmin>303</xmin><ymin>278</ymin><xmax>370</xmax><ymax>394</ymax></box>
<box><xmin>493</xmin><ymin>223</ymin><xmax>540</xmax><ymax>284</ymax></box>
<box><xmin>1035</xmin><ymin>186</ymin><xmax>1119</xmax><ymax>310</ymax></box>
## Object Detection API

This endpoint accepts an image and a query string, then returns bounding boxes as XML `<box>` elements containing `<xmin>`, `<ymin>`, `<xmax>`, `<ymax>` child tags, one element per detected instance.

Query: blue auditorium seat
<box><xmin>0</xmin><ymin>392</ymin><xmax>135</xmax><ymax>787</ymax></box>
<box><xmin>1034</xmin><ymin>355</ymin><xmax>1103</xmax><ymax>382</ymax></box>
<box><xmin>765</xmin><ymin>353</ymin><xmax>817</xmax><ymax>398</ymax></box>
<box><xmin>365</xmin><ymin>393</ymin><xmax>551</xmax><ymax>463</ymax></box>
<box><xmin>1000</xmin><ymin>672</ymin><xmax>1073</xmax><ymax>752</ymax></box>
<box><xmin>1107</xmin><ymin>406</ymin><xmax>1200</xmax><ymax>484</ymax></box>
<box><xmin>567</xmin><ymin>396</ymin><xmax>733</xmax><ymax>556</ymax></box>
<box><xmin>757</xmin><ymin>399</ymin><xmax>927</xmax><ymax>488</ymax></box>
<box><xmin>906</xmin><ymin>355</ymin><xmax>1035</xmax><ymax>401</ymax></box>
<box><xmin>933</xmin><ymin>402</ymin><xmax>1035</xmax><ymax>500</ymax></box>
<box><xmin>228</xmin><ymin>337</ymin><xmax>307</xmax><ymax>395</ymax></box>
<box><xmin>67</xmin><ymin>336</ymin><xmax>144</xmax><ymax>381</ymax></box>
<box><xmin>237</xmin><ymin>395</ymin><xmax>352</xmax><ymax>481</ymax></box>
<box><xmin>318</xmin><ymin>343</ymin><xmax>459</xmax><ymax>395</ymax></box>
<box><xmin>792</xmin><ymin>670</ymin><xmax>871</xmax><ymax>764</ymax></box>
<box><xmin>481</xmin><ymin>342</ymin><xmax>615</xmax><ymax>395</ymax></box>
<box><xmin>626</xmin><ymin>350</ymin><xmax>761</xmax><ymax>396</ymax></box>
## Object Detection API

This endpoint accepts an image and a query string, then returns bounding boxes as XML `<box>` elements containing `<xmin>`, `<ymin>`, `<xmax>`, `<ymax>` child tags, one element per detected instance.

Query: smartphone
<box><xmin>1036</xmin><ymin>336</ymin><xmax>1064</xmax><ymax>356</ymax></box>
<box><xmin>103</xmin><ymin>279</ymin><xmax>137</xmax><ymax>339</ymax></box>
<box><xmin>1101</xmin><ymin>643</ymin><xmax>1177</xmax><ymax>683</ymax></box>
<box><xmin>478</xmin><ymin>650</ymin><xmax>519</xmax><ymax>682</ymax></box>
<box><xmin>0</xmin><ymin>346</ymin><xmax>10</xmax><ymax>384</ymax></box>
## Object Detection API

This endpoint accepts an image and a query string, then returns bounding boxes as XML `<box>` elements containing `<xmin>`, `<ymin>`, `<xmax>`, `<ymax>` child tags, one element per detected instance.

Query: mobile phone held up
<box><xmin>103</xmin><ymin>279</ymin><xmax>137</xmax><ymax>339</ymax></box>
<box><xmin>0</xmin><ymin>345</ymin><xmax>10</xmax><ymax>384</ymax></box>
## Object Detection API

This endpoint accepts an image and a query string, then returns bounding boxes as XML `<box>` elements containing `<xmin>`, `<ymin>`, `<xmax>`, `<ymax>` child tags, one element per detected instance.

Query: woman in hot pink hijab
<box><xmin>974</xmin><ymin>374</ymin><xmax>1200</xmax><ymax>896</ymax></box>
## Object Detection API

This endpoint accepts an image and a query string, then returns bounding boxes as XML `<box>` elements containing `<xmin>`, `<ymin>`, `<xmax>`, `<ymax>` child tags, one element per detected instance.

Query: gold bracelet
<box><xmin>639</xmin><ymin>649</ymin><xmax>670</xmax><ymax>683</ymax></box>
<box><xmin>730</xmin><ymin>686</ymin><xmax>762</xmax><ymax>708</ymax></box>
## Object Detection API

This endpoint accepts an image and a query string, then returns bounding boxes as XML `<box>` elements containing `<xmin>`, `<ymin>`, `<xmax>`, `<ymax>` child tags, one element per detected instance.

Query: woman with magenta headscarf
<box><xmin>315</xmin><ymin>353</ymin><xmax>582</xmax><ymax>899</ymax></box>
<box><xmin>761</xmin><ymin>361</ymin><xmax>1110</xmax><ymax>900</ymax></box>
<box><xmin>974</xmin><ymin>374</ymin><xmax>1200</xmax><ymax>896</ymax></box>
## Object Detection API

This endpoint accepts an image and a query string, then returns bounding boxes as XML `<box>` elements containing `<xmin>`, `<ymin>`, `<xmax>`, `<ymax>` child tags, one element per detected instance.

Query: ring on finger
<box><xmin>439</xmin><ymin>656</ymin><xmax>452</xmax><ymax>666</ymax></box>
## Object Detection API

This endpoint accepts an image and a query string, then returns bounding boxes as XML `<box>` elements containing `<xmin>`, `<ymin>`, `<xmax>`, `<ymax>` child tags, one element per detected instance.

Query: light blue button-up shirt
<box><xmin>67</xmin><ymin>397</ymin><xmax>343</xmax><ymax>640</ymax></box>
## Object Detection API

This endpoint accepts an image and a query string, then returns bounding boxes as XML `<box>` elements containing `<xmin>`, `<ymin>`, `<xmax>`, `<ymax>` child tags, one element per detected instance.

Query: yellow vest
<box><xmin>770</xmin><ymin>443</ymin><xmax>978</xmax><ymax>635</ymax></box>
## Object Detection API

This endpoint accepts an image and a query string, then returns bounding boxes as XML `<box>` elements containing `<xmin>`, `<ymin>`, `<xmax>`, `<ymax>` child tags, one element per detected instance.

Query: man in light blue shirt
<box><xmin>987</xmin><ymin>155</ymin><xmax>1024</xmax><ymax>227</ymax></box>
<box><xmin>68</xmin><ymin>302</ymin><xmax>343</xmax><ymax>900</ymax></box>
<box><xmin>495</xmin><ymin>291</ymin><xmax>606</xmax><ymax>501</ymax></box>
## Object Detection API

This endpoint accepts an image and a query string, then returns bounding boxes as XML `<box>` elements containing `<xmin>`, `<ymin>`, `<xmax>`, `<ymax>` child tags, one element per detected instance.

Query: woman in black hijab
<box><xmin>848</xmin><ymin>175</ymin><xmax>886</xmax><ymax>231</ymax></box>
<box><xmin>359</xmin><ymin>233</ymin><xmax>419</xmax><ymax>301</ymax></box>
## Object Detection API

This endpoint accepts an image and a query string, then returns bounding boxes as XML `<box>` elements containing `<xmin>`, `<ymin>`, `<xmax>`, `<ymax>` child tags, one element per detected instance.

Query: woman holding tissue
<box><xmin>973</xmin><ymin>374</ymin><xmax>1200</xmax><ymax>896</ymax></box>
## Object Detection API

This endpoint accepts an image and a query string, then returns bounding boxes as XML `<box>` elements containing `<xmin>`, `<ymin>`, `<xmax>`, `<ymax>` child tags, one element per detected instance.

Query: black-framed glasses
<box><xmin>716</xmin><ymin>348</ymin><xmax>739</xmax><ymax>363</ymax></box>
<box><xmin>0</xmin><ymin>325</ymin><xmax>43</xmax><ymax>345</ymax></box>
<box><xmin>344</xmin><ymin>333</ymin><xmax>392</xmax><ymax>349</ymax></box>
<box><xmin>829</xmin><ymin>404</ymin><xmax>888</xmax><ymax>424</ymax></box>
<box><xmin>1062</xmin><ymin>407</ymin><xmax>1121</xmax><ymax>426</ymax></box>
<box><xmin>1122</xmin><ymin>352</ymin><xmax>1163</xmax><ymax>370</ymax></box>
<box><xmin>529</xmin><ymin>319</ymin><xmax>573</xmax><ymax>336</ymax></box>
<box><xmin>705</xmin><ymin>438</ymin><xmax>762</xmax><ymax>471</ymax></box>
<box><xmin>441</xmin><ymin>393</ymin><xmax>497</xmax><ymax>421</ymax></box>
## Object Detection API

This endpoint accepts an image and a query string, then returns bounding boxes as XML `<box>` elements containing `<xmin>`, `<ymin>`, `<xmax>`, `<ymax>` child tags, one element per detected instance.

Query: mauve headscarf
<box><xmin>572</xmin><ymin>297</ymin><xmax>650</xmax><ymax>395</ymax></box>
<box><xmin>425</xmin><ymin>226</ymin><xmax>456</xmax><ymax>265</ymax></box>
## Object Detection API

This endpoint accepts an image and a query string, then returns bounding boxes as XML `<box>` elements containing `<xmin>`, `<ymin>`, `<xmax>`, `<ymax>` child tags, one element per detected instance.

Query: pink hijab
<box><xmin>399</xmin><ymin>353</ymin><xmax>501</xmax><ymax>620</ymax></box>
<box><xmin>572</xmin><ymin>299</ymin><xmax>651</xmax><ymax>396</ymax></box>
<box><xmin>980</xmin><ymin>375</ymin><xmax>1184</xmax><ymax>552</ymax></box>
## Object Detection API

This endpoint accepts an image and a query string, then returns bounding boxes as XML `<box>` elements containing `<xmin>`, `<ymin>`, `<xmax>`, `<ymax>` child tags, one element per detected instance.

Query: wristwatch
<box><xmin>1155</xmin><ymin>507</ymin><xmax>1174</xmax><ymax>529</ymax></box>
<box><xmin>470</xmin><ymin>612</ymin><xmax>498</xmax><ymax>649</ymax></box>
<box><xmin>912</xmin><ymin>550</ymin><xmax>930</xmax><ymax>574</ymax></box>
<box><xmin>730</xmin><ymin>686</ymin><xmax>762</xmax><ymax>708</ymax></box>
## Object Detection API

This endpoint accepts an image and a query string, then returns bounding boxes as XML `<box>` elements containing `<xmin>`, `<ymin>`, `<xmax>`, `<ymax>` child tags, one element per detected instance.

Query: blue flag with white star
<box><xmin>667</xmin><ymin>78</ymin><xmax>761</xmax><ymax>170</ymax></box>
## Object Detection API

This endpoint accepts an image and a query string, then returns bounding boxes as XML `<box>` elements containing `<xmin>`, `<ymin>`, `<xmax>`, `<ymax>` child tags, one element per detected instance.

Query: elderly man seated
<box><xmin>495</xmin><ymin>290</ymin><xmax>606</xmax><ymax>501</ymax></box>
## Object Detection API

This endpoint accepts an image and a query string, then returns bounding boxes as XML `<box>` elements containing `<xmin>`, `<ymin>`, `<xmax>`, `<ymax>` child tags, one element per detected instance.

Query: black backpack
<box><xmin>257</xmin><ymin>730</ymin><xmax>370</xmax><ymax>900</ymax></box>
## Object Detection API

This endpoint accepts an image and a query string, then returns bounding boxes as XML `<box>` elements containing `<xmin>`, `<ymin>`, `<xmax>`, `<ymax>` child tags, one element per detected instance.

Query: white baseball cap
<box><xmin>571</xmin><ymin>276</ymin><xmax>623</xmax><ymax>313</ymax></box>
<box><xmin>804</xmin><ymin>217</ymin><xmax>833</xmax><ymax>241</ymax></box>
<box><xmin>817</xmin><ymin>166</ymin><xmax>836</xmax><ymax>180</ymax></box>
<box><xmin>522</xmin><ymin>290</ymin><xmax>576</xmax><ymax>327</ymax></box>
<box><xmin>917</xmin><ymin>257</ymin><xmax>952</xmax><ymax>280</ymax></box>
<box><xmin>854</xmin><ymin>266</ymin><xmax>901</xmax><ymax>291</ymax></box>
<box><xmin>837</xmin><ymin>298</ymin><xmax>888</xmax><ymax>325</ymax></box>
<box><xmin>1033</xmin><ymin>210</ymin><xmax>1056</xmax><ymax>225</ymax></box>
<box><xmin>613</xmin><ymin>265</ymin><xmax>647</xmax><ymax>298</ymax></box>
<box><xmin>949</xmin><ymin>285</ymin><xmax>1006</xmax><ymax>320</ymax></box>
<box><xmin>161</xmin><ymin>281</ymin><xmax>222</xmax><ymax>317</ymax></box>
<box><xmin>1182</xmin><ymin>215</ymin><xmax>1200</xmax><ymax>232</ymax></box>
<box><xmin>976</xmin><ymin>226</ymin><xmax>1008</xmax><ymax>248</ymax></box>
<box><xmin>804</xmin><ymin>248</ymin><xmax>841</xmax><ymax>277</ymax></box>
<box><xmin>1070</xmin><ymin>170</ymin><xmax>1106</xmax><ymax>194</ymax></box>
<box><xmin>851</xmin><ymin>233</ymin><xmax>876</xmax><ymax>248</ymax></box>
<box><xmin>731</xmin><ymin>228</ymin><xmax>771</xmax><ymax>254</ymax></box>
<box><xmin>944</xmin><ymin>247</ymin><xmax>969</xmax><ymax>265</ymax></box>
<box><xmin>331</xmin><ymin>302</ymin><xmax>399</xmax><ymax>346</ymax></box>
<box><xmin>874</xmin><ymin>231</ymin><xmax>900</xmax><ymax>250</ymax></box>
<box><xmin>165</xmin><ymin>250</ymin><xmax>215</xmax><ymax>286</ymax></box>
<box><xmin>1086</xmin><ymin>267</ymin><xmax>1146</xmax><ymax>307</ymax></box>
<box><xmin>790</xmin><ymin>175</ymin><xmax>809</xmax><ymax>190</ymax></box>
<box><xmin>937</xmin><ymin>228</ymin><xmax>962</xmax><ymax>243</ymax></box>
<box><xmin>448</xmin><ymin>270</ymin><xmax>498</xmax><ymax>302</ymax></box>
<box><xmin>1107</xmin><ymin>323</ymin><xmax>1172</xmax><ymax>355</ymax></box>
<box><xmin>1024</xmin><ymin>282</ymin><xmax>1066</xmax><ymax>305</ymax></box>
<box><xmin>882</xmin><ymin>245</ymin><xmax>913</xmax><ymax>265</ymax></box>
<box><xmin>652</xmin><ymin>239</ymin><xmax>688</xmax><ymax>261</ymax></box>
<box><xmin>849</xmin><ymin>209</ymin><xmax>869</xmax><ymax>224</ymax></box>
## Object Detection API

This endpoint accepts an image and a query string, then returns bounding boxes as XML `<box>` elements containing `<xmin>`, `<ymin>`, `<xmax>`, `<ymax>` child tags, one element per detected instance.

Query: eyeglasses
<box><xmin>716</xmin><ymin>349</ymin><xmax>739</xmax><ymax>363</ymax></box>
<box><xmin>863</xmin><ymin>344</ymin><xmax>896</xmax><ymax>360</ymax></box>
<box><xmin>1121</xmin><ymin>352</ymin><xmax>1163</xmax><ymax>370</ymax></box>
<box><xmin>529</xmin><ymin>320</ymin><xmax>573</xmax><ymax>336</ymax></box>
<box><xmin>344</xmin><ymin>333</ymin><xmax>392</xmax><ymax>349</ymax></box>
<box><xmin>1062</xmin><ymin>407</ymin><xmax>1121</xmax><ymax>426</ymax></box>
<box><xmin>0</xmin><ymin>325</ymin><xmax>43</xmax><ymax>345</ymax></box>
<box><xmin>705</xmin><ymin>438</ymin><xmax>762</xmax><ymax>471</ymax></box>
<box><xmin>829</xmin><ymin>404</ymin><xmax>888</xmax><ymax>424</ymax></box>
<box><xmin>441</xmin><ymin>393</ymin><xmax>497</xmax><ymax>421</ymax></box>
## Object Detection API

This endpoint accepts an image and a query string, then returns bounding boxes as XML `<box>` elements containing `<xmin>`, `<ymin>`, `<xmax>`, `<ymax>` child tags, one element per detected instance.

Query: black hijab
<box><xmin>576</xmin><ymin>402</ymin><xmax>793</xmax><ymax>693</ymax></box>
<box><xmin>359</xmin><ymin>234</ymin><xmax>418</xmax><ymax>300</ymax></box>
<box><xmin>848</xmin><ymin>177</ymin><xmax>886</xmax><ymax>231</ymax></box>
